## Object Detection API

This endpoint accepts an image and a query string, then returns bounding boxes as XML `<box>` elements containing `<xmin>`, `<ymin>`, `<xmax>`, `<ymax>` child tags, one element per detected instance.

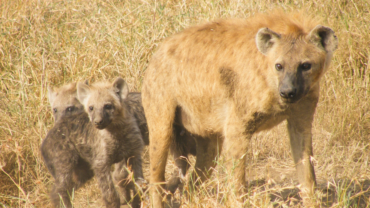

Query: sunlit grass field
<box><xmin>0</xmin><ymin>0</ymin><xmax>369</xmax><ymax>207</ymax></box>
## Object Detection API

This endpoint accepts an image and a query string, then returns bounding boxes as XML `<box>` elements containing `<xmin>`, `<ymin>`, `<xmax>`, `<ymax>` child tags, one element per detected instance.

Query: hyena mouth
<box><xmin>95</xmin><ymin>123</ymin><xmax>109</xmax><ymax>129</ymax></box>
<box><xmin>281</xmin><ymin>95</ymin><xmax>303</xmax><ymax>104</ymax></box>
<box><xmin>95</xmin><ymin>118</ymin><xmax>114</xmax><ymax>129</ymax></box>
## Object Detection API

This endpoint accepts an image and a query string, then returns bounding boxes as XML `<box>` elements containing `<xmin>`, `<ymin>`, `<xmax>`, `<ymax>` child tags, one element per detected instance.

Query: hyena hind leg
<box><xmin>190</xmin><ymin>135</ymin><xmax>223</xmax><ymax>188</ymax></box>
<box><xmin>167</xmin><ymin>125</ymin><xmax>197</xmax><ymax>195</ymax></box>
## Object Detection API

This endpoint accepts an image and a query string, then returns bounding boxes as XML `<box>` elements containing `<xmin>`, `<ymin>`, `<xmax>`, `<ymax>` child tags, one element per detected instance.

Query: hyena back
<box><xmin>142</xmin><ymin>11</ymin><xmax>338</xmax><ymax>207</ymax></box>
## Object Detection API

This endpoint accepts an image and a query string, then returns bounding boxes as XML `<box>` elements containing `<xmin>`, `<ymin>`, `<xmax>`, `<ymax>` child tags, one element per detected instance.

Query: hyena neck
<box><xmin>104</xmin><ymin>106</ymin><xmax>135</xmax><ymax>134</ymax></box>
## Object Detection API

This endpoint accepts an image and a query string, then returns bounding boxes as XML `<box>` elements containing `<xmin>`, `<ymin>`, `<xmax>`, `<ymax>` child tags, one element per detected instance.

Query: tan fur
<box><xmin>142</xmin><ymin>11</ymin><xmax>338</xmax><ymax>207</ymax></box>
<box><xmin>48</xmin><ymin>82</ymin><xmax>86</xmax><ymax>123</ymax></box>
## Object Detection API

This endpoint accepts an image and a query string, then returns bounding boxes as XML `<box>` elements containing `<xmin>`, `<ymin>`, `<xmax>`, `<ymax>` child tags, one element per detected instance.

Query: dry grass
<box><xmin>0</xmin><ymin>0</ymin><xmax>370</xmax><ymax>207</ymax></box>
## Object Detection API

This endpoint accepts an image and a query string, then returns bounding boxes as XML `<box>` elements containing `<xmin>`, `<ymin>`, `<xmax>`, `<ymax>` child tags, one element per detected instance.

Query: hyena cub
<box><xmin>47</xmin><ymin>81</ymin><xmax>87</xmax><ymax>123</ymax></box>
<box><xmin>41</xmin><ymin>78</ymin><xmax>144</xmax><ymax>208</ymax></box>
<box><xmin>42</xmin><ymin>82</ymin><xmax>94</xmax><ymax>207</ymax></box>
<box><xmin>77</xmin><ymin>77</ymin><xmax>145</xmax><ymax>208</ymax></box>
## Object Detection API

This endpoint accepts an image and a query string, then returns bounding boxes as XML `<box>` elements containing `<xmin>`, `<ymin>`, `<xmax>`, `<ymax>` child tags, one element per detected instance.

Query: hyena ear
<box><xmin>256</xmin><ymin>28</ymin><xmax>281</xmax><ymax>55</ymax></box>
<box><xmin>47</xmin><ymin>86</ymin><xmax>55</xmax><ymax>106</ymax></box>
<box><xmin>112</xmin><ymin>77</ymin><xmax>129</xmax><ymax>100</ymax></box>
<box><xmin>307</xmin><ymin>25</ymin><xmax>338</xmax><ymax>53</ymax></box>
<box><xmin>77</xmin><ymin>82</ymin><xmax>91</xmax><ymax>105</ymax></box>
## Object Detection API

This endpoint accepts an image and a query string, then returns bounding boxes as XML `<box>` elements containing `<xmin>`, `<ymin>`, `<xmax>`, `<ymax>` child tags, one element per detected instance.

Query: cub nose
<box><xmin>94</xmin><ymin>120</ymin><xmax>103</xmax><ymax>125</ymax></box>
<box><xmin>279</xmin><ymin>87</ymin><xmax>296</xmax><ymax>99</ymax></box>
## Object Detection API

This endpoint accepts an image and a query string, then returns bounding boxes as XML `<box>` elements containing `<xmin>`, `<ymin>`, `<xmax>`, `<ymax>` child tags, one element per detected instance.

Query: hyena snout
<box><xmin>92</xmin><ymin>113</ymin><xmax>111</xmax><ymax>129</ymax></box>
<box><xmin>279</xmin><ymin>74</ymin><xmax>301</xmax><ymax>102</ymax></box>
<box><xmin>279</xmin><ymin>85</ymin><xmax>297</xmax><ymax>99</ymax></box>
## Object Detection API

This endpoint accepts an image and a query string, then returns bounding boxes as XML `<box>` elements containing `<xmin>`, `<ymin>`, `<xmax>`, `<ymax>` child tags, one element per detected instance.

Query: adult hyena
<box><xmin>42</xmin><ymin>78</ymin><xmax>145</xmax><ymax>208</ymax></box>
<box><xmin>142</xmin><ymin>11</ymin><xmax>338</xmax><ymax>207</ymax></box>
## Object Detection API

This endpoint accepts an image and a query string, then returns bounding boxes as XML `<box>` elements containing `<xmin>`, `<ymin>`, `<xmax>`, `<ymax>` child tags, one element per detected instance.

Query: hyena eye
<box><xmin>89</xmin><ymin>106</ymin><xmax>94</xmax><ymax>111</ymax></box>
<box><xmin>53</xmin><ymin>108</ymin><xmax>57</xmax><ymax>113</ymax></box>
<box><xmin>301</xmin><ymin>63</ymin><xmax>312</xmax><ymax>71</ymax></box>
<box><xmin>66</xmin><ymin>106</ymin><xmax>74</xmax><ymax>112</ymax></box>
<box><xmin>104</xmin><ymin>104</ymin><xmax>113</xmax><ymax>110</ymax></box>
<box><xmin>275</xmin><ymin>64</ymin><xmax>283</xmax><ymax>71</ymax></box>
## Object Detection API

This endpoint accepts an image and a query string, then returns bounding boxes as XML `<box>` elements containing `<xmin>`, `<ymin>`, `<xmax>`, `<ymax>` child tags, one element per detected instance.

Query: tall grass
<box><xmin>0</xmin><ymin>0</ymin><xmax>369</xmax><ymax>207</ymax></box>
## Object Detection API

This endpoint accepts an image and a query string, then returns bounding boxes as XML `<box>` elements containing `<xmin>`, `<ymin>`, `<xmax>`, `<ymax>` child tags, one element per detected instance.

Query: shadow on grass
<box><xmin>247</xmin><ymin>179</ymin><xmax>370</xmax><ymax>207</ymax></box>
<box><xmin>160</xmin><ymin>179</ymin><xmax>370</xmax><ymax>208</ymax></box>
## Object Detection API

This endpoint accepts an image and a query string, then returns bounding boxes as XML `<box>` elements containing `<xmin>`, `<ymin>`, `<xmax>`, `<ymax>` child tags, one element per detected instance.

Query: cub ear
<box><xmin>77</xmin><ymin>82</ymin><xmax>91</xmax><ymax>105</ymax></box>
<box><xmin>307</xmin><ymin>25</ymin><xmax>338</xmax><ymax>53</ymax></box>
<box><xmin>47</xmin><ymin>86</ymin><xmax>55</xmax><ymax>106</ymax></box>
<box><xmin>256</xmin><ymin>28</ymin><xmax>281</xmax><ymax>55</ymax></box>
<box><xmin>112</xmin><ymin>77</ymin><xmax>129</xmax><ymax>100</ymax></box>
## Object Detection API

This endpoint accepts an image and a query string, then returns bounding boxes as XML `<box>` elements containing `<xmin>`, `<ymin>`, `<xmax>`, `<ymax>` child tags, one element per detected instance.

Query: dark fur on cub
<box><xmin>42</xmin><ymin>79</ymin><xmax>196</xmax><ymax>208</ymax></box>
<box><xmin>41</xmin><ymin>78</ymin><xmax>144</xmax><ymax>208</ymax></box>
<box><xmin>41</xmin><ymin>112</ymin><xmax>95</xmax><ymax>207</ymax></box>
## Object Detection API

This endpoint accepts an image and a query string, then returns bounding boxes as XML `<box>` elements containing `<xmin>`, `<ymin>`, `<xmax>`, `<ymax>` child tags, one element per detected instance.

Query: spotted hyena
<box><xmin>44</xmin><ymin>81</ymin><xmax>196</xmax><ymax>207</ymax></box>
<box><xmin>142</xmin><ymin>11</ymin><xmax>338</xmax><ymax>207</ymax></box>
<box><xmin>47</xmin><ymin>81</ymin><xmax>87</xmax><ymax>123</ymax></box>
<box><xmin>43</xmin><ymin>82</ymin><xmax>94</xmax><ymax>207</ymax></box>
<box><xmin>41</xmin><ymin>78</ymin><xmax>145</xmax><ymax>208</ymax></box>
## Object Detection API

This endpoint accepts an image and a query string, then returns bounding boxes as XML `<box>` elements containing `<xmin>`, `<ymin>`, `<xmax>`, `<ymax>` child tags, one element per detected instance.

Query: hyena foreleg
<box><xmin>128</xmin><ymin>154</ymin><xmax>144</xmax><ymax>208</ymax></box>
<box><xmin>50</xmin><ymin>170</ymin><xmax>75</xmax><ymax>208</ymax></box>
<box><xmin>112</xmin><ymin>155</ymin><xmax>144</xmax><ymax>208</ymax></box>
<box><xmin>113</xmin><ymin>161</ymin><xmax>131</xmax><ymax>204</ymax></box>
<box><xmin>287</xmin><ymin>100</ymin><xmax>317</xmax><ymax>196</ymax></box>
<box><xmin>94</xmin><ymin>165</ymin><xmax>120</xmax><ymax>208</ymax></box>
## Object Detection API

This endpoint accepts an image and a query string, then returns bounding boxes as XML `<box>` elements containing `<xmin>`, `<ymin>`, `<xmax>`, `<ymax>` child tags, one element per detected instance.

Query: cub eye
<box><xmin>301</xmin><ymin>63</ymin><xmax>312</xmax><ymax>71</ymax></box>
<box><xmin>104</xmin><ymin>104</ymin><xmax>113</xmax><ymax>110</ymax></box>
<box><xmin>275</xmin><ymin>64</ymin><xmax>283</xmax><ymax>71</ymax></box>
<box><xmin>66</xmin><ymin>106</ymin><xmax>74</xmax><ymax>112</ymax></box>
<box><xmin>53</xmin><ymin>108</ymin><xmax>57</xmax><ymax>113</ymax></box>
<box><xmin>89</xmin><ymin>106</ymin><xmax>94</xmax><ymax>111</ymax></box>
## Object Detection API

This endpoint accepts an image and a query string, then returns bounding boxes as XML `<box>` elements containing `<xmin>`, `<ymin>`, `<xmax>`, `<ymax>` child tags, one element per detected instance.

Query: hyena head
<box><xmin>77</xmin><ymin>77</ymin><xmax>129</xmax><ymax>130</ymax></box>
<box><xmin>256</xmin><ymin>25</ymin><xmax>338</xmax><ymax>103</ymax></box>
<box><xmin>48</xmin><ymin>81</ymin><xmax>88</xmax><ymax>123</ymax></box>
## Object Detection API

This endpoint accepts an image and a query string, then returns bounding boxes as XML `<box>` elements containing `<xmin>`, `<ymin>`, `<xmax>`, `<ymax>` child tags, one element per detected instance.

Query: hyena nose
<box><xmin>279</xmin><ymin>88</ymin><xmax>297</xmax><ymax>99</ymax></box>
<box><xmin>94</xmin><ymin>120</ymin><xmax>103</xmax><ymax>125</ymax></box>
